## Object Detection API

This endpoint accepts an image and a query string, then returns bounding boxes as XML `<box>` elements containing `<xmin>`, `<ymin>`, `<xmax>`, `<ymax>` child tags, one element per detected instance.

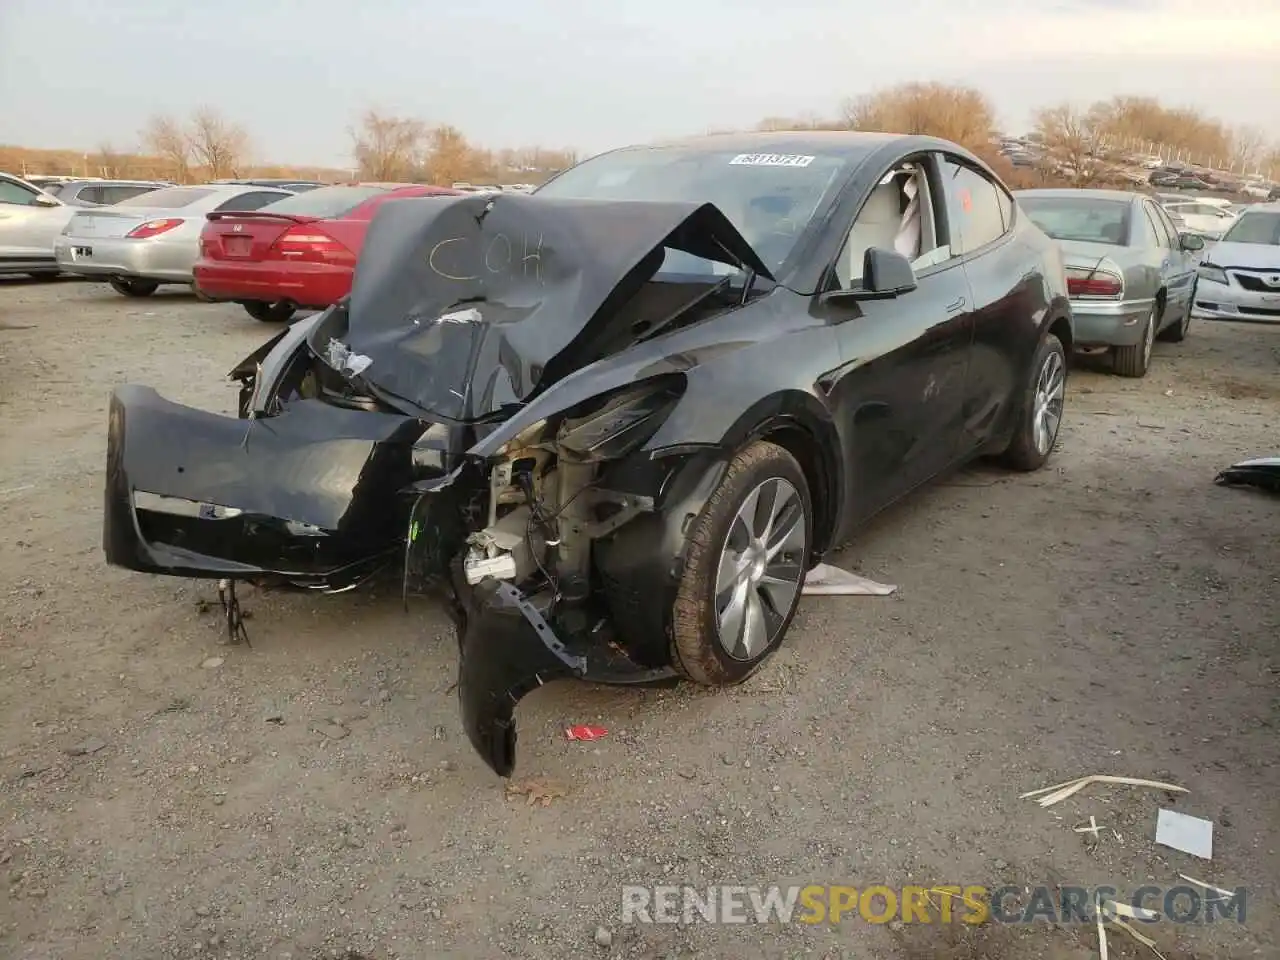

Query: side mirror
<box><xmin>34</xmin><ymin>194</ymin><xmax>59</xmax><ymax>207</ymax></box>
<box><xmin>821</xmin><ymin>247</ymin><xmax>918</xmax><ymax>304</ymax></box>
<box><xmin>1180</xmin><ymin>233</ymin><xmax>1205</xmax><ymax>252</ymax></box>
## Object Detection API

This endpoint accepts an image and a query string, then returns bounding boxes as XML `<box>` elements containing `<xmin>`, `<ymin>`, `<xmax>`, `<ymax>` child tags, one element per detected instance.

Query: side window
<box><xmin>214</xmin><ymin>190</ymin><xmax>289</xmax><ymax>212</ymax></box>
<box><xmin>1147</xmin><ymin>204</ymin><xmax>1176</xmax><ymax>247</ymax></box>
<box><xmin>78</xmin><ymin>186</ymin><xmax>104</xmax><ymax>205</ymax></box>
<box><xmin>939</xmin><ymin>159</ymin><xmax>1007</xmax><ymax>255</ymax></box>
<box><xmin>101</xmin><ymin>186</ymin><xmax>153</xmax><ymax>204</ymax></box>
<box><xmin>831</xmin><ymin>163</ymin><xmax>937</xmax><ymax>289</ymax></box>
<box><xmin>1137</xmin><ymin>207</ymin><xmax>1162</xmax><ymax>248</ymax></box>
<box><xmin>0</xmin><ymin>179</ymin><xmax>41</xmax><ymax>206</ymax></box>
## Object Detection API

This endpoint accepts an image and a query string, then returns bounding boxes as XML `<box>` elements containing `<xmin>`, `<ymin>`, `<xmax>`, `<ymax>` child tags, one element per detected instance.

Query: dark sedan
<box><xmin>101</xmin><ymin>132</ymin><xmax>1073</xmax><ymax>774</ymax></box>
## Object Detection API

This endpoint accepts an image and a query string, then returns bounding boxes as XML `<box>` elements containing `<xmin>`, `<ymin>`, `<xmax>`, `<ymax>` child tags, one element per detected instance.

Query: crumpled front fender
<box><xmin>458</xmin><ymin>579</ymin><xmax>587</xmax><ymax>776</ymax></box>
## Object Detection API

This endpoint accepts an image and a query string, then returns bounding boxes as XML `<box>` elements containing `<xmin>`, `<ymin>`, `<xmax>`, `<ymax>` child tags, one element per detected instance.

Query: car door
<box><xmin>937</xmin><ymin>155</ymin><xmax>1038</xmax><ymax>458</ymax></box>
<box><xmin>816</xmin><ymin>157</ymin><xmax>976</xmax><ymax>527</ymax></box>
<box><xmin>0</xmin><ymin>176</ymin><xmax>64</xmax><ymax>259</ymax></box>
<box><xmin>1146</xmin><ymin>200</ymin><xmax>1195</xmax><ymax>324</ymax></box>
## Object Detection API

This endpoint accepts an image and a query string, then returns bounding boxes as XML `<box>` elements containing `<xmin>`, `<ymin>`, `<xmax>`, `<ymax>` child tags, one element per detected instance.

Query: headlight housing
<box><xmin>556</xmin><ymin>375</ymin><xmax>686</xmax><ymax>461</ymax></box>
<box><xmin>1197</xmin><ymin>263</ymin><xmax>1228</xmax><ymax>285</ymax></box>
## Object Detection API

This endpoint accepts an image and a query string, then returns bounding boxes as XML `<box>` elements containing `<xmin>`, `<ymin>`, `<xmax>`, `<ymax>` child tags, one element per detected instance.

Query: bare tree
<box><xmin>1033</xmin><ymin>104</ymin><xmax>1108</xmax><ymax>186</ymax></box>
<box><xmin>140</xmin><ymin>114</ymin><xmax>192</xmax><ymax>182</ymax></box>
<box><xmin>421</xmin><ymin>124</ymin><xmax>474</xmax><ymax>185</ymax></box>
<box><xmin>350</xmin><ymin>110</ymin><xmax>425</xmax><ymax>181</ymax></box>
<box><xmin>188</xmin><ymin>107</ymin><xmax>251</xmax><ymax>179</ymax></box>
<box><xmin>840</xmin><ymin>82</ymin><xmax>996</xmax><ymax>151</ymax></box>
<box><xmin>92</xmin><ymin>142</ymin><xmax>127</xmax><ymax>178</ymax></box>
<box><xmin>1228</xmin><ymin>125</ymin><xmax>1267</xmax><ymax>173</ymax></box>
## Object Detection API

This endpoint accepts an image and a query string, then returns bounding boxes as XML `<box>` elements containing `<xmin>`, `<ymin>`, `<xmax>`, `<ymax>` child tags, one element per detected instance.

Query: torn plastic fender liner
<box><xmin>458</xmin><ymin>579</ymin><xmax>587</xmax><ymax>777</ymax></box>
<box><xmin>104</xmin><ymin>384</ymin><xmax>444</xmax><ymax>580</ymax></box>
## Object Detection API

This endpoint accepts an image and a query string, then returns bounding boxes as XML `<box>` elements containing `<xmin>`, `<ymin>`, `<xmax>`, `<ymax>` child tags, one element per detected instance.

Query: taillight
<box><xmin>267</xmin><ymin>226</ymin><xmax>355</xmax><ymax>265</ymax></box>
<box><xmin>1066</xmin><ymin>266</ymin><xmax>1123</xmax><ymax>299</ymax></box>
<box><xmin>126</xmin><ymin>218</ymin><xmax>184</xmax><ymax>239</ymax></box>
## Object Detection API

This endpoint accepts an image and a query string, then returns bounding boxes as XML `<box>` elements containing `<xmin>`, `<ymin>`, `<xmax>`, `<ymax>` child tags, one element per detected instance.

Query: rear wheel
<box><xmin>109</xmin><ymin>277</ymin><xmax>159</xmax><ymax>298</ymax></box>
<box><xmin>999</xmin><ymin>333</ymin><xmax>1066</xmax><ymax>472</ymax></box>
<box><xmin>1113</xmin><ymin>303</ymin><xmax>1156</xmax><ymax>378</ymax></box>
<box><xmin>671</xmin><ymin>441</ymin><xmax>812</xmax><ymax>686</ymax></box>
<box><xmin>242</xmin><ymin>300</ymin><xmax>296</xmax><ymax>323</ymax></box>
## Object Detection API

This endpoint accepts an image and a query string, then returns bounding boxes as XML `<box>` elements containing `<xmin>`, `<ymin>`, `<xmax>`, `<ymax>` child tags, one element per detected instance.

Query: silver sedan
<box><xmin>54</xmin><ymin>183</ymin><xmax>298</xmax><ymax>297</ymax></box>
<box><xmin>1015</xmin><ymin>188</ymin><xmax>1202</xmax><ymax>378</ymax></box>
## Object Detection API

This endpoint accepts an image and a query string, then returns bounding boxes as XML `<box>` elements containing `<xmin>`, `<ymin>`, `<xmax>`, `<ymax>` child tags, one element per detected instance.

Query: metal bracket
<box><xmin>558</xmin><ymin>490</ymin><xmax>655</xmax><ymax>540</ymax></box>
<box><xmin>493</xmin><ymin>581</ymin><xmax>587</xmax><ymax>676</ymax></box>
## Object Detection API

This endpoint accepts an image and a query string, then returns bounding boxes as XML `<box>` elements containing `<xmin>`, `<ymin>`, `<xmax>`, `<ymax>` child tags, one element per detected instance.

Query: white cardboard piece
<box><xmin>801</xmin><ymin>563</ymin><xmax>897</xmax><ymax>597</ymax></box>
<box><xmin>1156</xmin><ymin>808</ymin><xmax>1214</xmax><ymax>860</ymax></box>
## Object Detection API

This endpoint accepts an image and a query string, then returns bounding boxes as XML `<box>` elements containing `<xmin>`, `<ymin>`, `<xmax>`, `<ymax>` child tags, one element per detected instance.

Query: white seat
<box><xmin>845</xmin><ymin>182</ymin><xmax>904</xmax><ymax>284</ymax></box>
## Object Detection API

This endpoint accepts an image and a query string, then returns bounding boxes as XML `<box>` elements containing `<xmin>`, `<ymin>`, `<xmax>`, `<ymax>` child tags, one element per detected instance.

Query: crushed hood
<box><xmin>326</xmin><ymin>192</ymin><xmax>772</xmax><ymax>421</ymax></box>
<box><xmin>1202</xmin><ymin>241</ymin><xmax>1280</xmax><ymax>271</ymax></box>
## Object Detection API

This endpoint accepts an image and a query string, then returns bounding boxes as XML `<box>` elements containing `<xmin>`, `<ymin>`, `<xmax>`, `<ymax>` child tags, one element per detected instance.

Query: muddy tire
<box><xmin>998</xmin><ymin>333</ymin><xmax>1066</xmax><ymax>472</ymax></box>
<box><xmin>671</xmin><ymin>441</ymin><xmax>812</xmax><ymax>686</ymax></box>
<box><xmin>1114</xmin><ymin>303</ymin><xmax>1156</xmax><ymax>377</ymax></box>
<box><xmin>109</xmin><ymin>277</ymin><xmax>159</xmax><ymax>298</ymax></box>
<box><xmin>243</xmin><ymin>301</ymin><xmax>296</xmax><ymax>323</ymax></box>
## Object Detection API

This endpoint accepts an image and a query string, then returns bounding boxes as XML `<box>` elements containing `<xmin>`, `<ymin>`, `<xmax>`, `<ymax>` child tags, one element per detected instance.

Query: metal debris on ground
<box><xmin>565</xmin><ymin>725</ymin><xmax>608</xmax><ymax>742</ymax></box>
<box><xmin>800</xmin><ymin>563</ymin><xmax>897</xmax><ymax>597</ymax></box>
<box><xmin>1020</xmin><ymin>774</ymin><xmax>1187</xmax><ymax>808</ymax></box>
<box><xmin>216</xmin><ymin>578</ymin><xmax>250</xmax><ymax>646</ymax></box>
<box><xmin>1155</xmin><ymin>808</ymin><xmax>1214</xmax><ymax>859</ymax></box>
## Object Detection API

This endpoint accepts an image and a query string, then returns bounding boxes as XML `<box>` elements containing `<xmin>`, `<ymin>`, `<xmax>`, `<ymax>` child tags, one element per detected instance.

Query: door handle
<box><xmin>945</xmin><ymin>297</ymin><xmax>966</xmax><ymax>313</ymax></box>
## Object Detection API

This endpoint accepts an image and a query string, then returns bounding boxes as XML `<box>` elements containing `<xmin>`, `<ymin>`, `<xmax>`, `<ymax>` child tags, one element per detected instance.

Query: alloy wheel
<box><xmin>1032</xmin><ymin>350</ymin><xmax>1065</xmax><ymax>455</ymax></box>
<box><xmin>714</xmin><ymin>477</ymin><xmax>808</xmax><ymax>661</ymax></box>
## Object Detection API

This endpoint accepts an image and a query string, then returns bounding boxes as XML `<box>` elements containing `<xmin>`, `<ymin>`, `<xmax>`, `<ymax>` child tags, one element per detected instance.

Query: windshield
<box><xmin>1220</xmin><ymin>212</ymin><xmax>1280</xmax><ymax>245</ymax></box>
<box><xmin>1018</xmin><ymin>196</ymin><xmax>1130</xmax><ymax>245</ymax></box>
<box><xmin>114</xmin><ymin>186</ymin><xmax>216</xmax><ymax>208</ymax></box>
<box><xmin>535</xmin><ymin>146</ymin><xmax>848</xmax><ymax>274</ymax></box>
<box><xmin>259</xmin><ymin>185</ymin><xmax>390</xmax><ymax>218</ymax></box>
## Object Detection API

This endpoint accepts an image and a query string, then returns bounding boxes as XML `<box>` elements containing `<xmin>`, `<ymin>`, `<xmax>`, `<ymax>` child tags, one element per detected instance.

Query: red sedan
<box><xmin>193</xmin><ymin>183</ymin><xmax>461</xmax><ymax>323</ymax></box>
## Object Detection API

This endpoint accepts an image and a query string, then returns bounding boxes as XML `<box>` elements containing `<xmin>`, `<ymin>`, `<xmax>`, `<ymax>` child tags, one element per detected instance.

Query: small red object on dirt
<box><xmin>565</xmin><ymin>724</ymin><xmax>608</xmax><ymax>741</ymax></box>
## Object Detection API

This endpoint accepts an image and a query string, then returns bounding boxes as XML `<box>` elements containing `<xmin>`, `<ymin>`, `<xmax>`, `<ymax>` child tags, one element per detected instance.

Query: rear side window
<box><xmin>215</xmin><ymin>190</ymin><xmax>293</xmax><ymax>212</ymax></box>
<box><xmin>257</xmin><ymin>185</ymin><xmax>393</xmax><ymax>218</ymax></box>
<box><xmin>115</xmin><ymin>186</ymin><xmax>215</xmax><ymax>208</ymax></box>
<box><xmin>100</xmin><ymin>185</ymin><xmax>157</xmax><ymax>204</ymax></box>
<box><xmin>940</xmin><ymin>159</ymin><xmax>1007</xmax><ymax>255</ymax></box>
<box><xmin>77</xmin><ymin>186</ymin><xmax>104</xmax><ymax>204</ymax></box>
<box><xmin>1137</xmin><ymin>207</ymin><xmax>1162</xmax><ymax>248</ymax></box>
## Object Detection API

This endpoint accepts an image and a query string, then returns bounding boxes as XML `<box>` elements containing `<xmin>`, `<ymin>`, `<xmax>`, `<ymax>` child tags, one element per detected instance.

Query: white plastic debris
<box><xmin>1020</xmin><ymin>774</ymin><xmax>1187</xmax><ymax>808</ymax></box>
<box><xmin>800</xmin><ymin>564</ymin><xmax>897</xmax><ymax>597</ymax></box>
<box><xmin>325</xmin><ymin>338</ymin><xmax>373</xmax><ymax>376</ymax></box>
<box><xmin>1156</xmin><ymin>809</ymin><xmax>1213</xmax><ymax>859</ymax></box>
<box><xmin>437</xmin><ymin>307</ymin><xmax>482</xmax><ymax>324</ymax></box>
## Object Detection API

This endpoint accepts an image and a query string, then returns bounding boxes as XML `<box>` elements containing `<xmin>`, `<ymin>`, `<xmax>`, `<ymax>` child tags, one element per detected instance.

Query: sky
<box><xmin>1</xmin><ymin>0</ymin><xmax>1277</xmax><ymax>168</ymax></box>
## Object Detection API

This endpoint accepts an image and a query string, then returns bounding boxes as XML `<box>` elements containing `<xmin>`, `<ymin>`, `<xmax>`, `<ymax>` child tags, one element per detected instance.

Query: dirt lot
<box><xmin>1</xmin><ymin>278</ymin><xmax>1277</xmax><ymax>960</ymax></box>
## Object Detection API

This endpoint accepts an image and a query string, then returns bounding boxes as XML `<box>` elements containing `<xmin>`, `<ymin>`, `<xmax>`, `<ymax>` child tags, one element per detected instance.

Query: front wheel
<box><xmin>999</xmin><ymin>333</ymin><xmax>1066</xmax><ymax>472</ymax></box>
<box><xmin>109</xmin><ymin>277</ymin><xmax>159</xmax><ymax>298</ymax></box>
<box><xmin>242</xmin><ymin>300</ymin><xmax>296</xmax><ymax>323</ymax></box>
<box><xmin>1114</xmin><ymin>304</ymin><xmax>1156</xmax><ymax>377</ymax></box>
<box><xmin>671</xmin><ymin>441</ymin><xmax>813</xmax><ymax>686</ymax></box>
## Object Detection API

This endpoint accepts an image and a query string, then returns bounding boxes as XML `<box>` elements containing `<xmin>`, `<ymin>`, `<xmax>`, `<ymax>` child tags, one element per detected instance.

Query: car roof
<box><xmin>1014</xmin><ymin>188</ymin><xmax>1141</xmax><ymax>202</ymax></box>
<box><xmin>612</xmin><ymin>130</ymin><xmax>913</xmax><ymax>158</ymax></box>
<box><xmin>1239</xmin><ymin>201</ymin><xmax>1280</xmax><ymax>213</ymax></box>
<box><xmin>58</xmin><ymin>179</ymin><xmax>168</xmax><ymax>187</ymax></box>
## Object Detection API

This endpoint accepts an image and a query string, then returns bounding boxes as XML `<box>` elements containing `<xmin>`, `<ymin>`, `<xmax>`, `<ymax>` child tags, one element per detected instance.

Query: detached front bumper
<box><xmin>1069</xmin><ymin>298</ymin><xmax>1154</xmax><ymax>347</ymax></box>
<box><xmin>1191</xmin><ymin>277</ymin><xmax>1280</xmax><ymax>324</ymax></box>
<box><xmin>103</xmin><ymin>384</ymin><xmax>438</xmax><ymax>583</ymax></box>
<box><xmin>55</xmin><ymin>236</ymin><xmax>196</xmax><ymax>283</ymax></box>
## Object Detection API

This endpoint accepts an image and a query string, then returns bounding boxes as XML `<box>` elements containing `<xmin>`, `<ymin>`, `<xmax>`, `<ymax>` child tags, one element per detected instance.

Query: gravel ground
<box><xmin>0</xmin><ymin>277</ymin><xmax>1277</xmax><ymax>960</ymax></box>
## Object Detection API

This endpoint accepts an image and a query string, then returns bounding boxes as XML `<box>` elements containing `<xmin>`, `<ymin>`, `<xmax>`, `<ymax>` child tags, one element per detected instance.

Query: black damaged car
<box><xmin>104</xmin><ymin>132</ymin><xmax>1073</xmax><ymax>775</ymax></box>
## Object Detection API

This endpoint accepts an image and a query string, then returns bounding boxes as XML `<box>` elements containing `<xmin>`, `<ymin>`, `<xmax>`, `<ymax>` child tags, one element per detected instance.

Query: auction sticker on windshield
<box><xmin>729</xmin><ymin>154</ymin><xmax>816</xmax><ymax>167</ymax></box>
